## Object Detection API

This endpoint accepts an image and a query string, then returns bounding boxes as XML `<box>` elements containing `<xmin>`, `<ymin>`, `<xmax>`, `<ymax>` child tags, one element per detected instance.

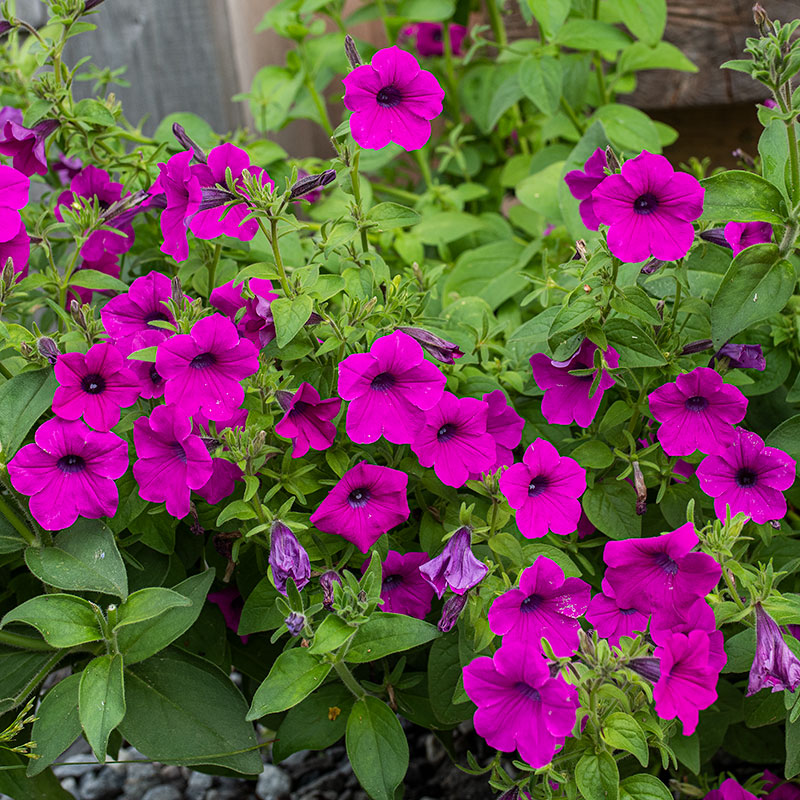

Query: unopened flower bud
<box><xmin>275</xmin><ymin>390</ymin><xmax>294</xmax><ymax>412</ymax></box>
<box><xmin>0</xmin><ymin>21</ymin><xmax>13</xmax><ymax>37</ymax></box>
<box><xmin>289</xmin><ymin>169</ymin><xmax>337</xmax><ymax>200</ymax></box>
<box><xmin>699</xmin><ymin>228</ymin><xmax>731</xmax><ymax>249</ymax></box>
<box><xmin>732</xmin><ymin>148</ymin><xmax>755</xmax><ymax>168</ymax></box>
<box><xmin>269</xmin><ymin>521</ymin><xmax>311</xmax><ymax>595</ymax></box>
<box><xmin>83</xmin><ymin>0</ymin><xmax>106</xmax><ymax>11</ymax></box>
<box><xmin>285</xmin><ymin>611</ymin><xmax>306</xmax><ymax>636</ymax></box>
<box><xmin>438</xmin><ymin>592</ymin><xmax>468</xmax><ymax>632</ymax></box>
<box><xmin>172</xmin><ymin>123</ymin><xmax>207</xmax><ymax>163</ymax></box>
<box><xmin>19</xmin><ymin>341</ymin><xmax>33</xmax><ymax>359</ymax></box>
<box><xmin>1</xmin><ymin>257</ymin><xmax>14</xmax><ymax>292</ymax></box>
<box><xmin>680</xmin><ymin>339</ymin><xmax>713</xmax><ymax>356</ymax></box>
<box><xmin>320</xmin><ymin>570</ymin><xmax>342</xmax><ymax>610</ymax></box>
<box><xmin>605</xmin><ymin>146</ymin><xmax>620</xmax><ymax>172</ymax></box>
<box><xmin>574</xmin><ymin>239</ymin><xmax>588</xmax><ymax>260</ymax></box>
<box><xmin>199</xmin><ymin>186</ymin><xmax>236</xmax><ymax>212</ymax></box>
<box><xmin>753</xmin><ymin>3</ymin><xmax>770</xmax><ymax>34</ymax></box>
<box><xmin>344</xmin><ymin>34</ymin><xmax>363</xmax><ymax>68</ymax></box>
<box><xmin>398</xmin><ymin>326</ymin><xmax>464</xmax><ymax>365</ymax></box>
<box><xmin>640</xmin><ymin>258</ymin><xmax>664</xmax><ymax>274</ymax></box>
<box><xmin>628</xmin><ymin>657</ymin><xmax>661</xmax><ymax>682</ymax></box>
<box><xmin>37</xmin><ymin>337</ymin><xmax>60</xmax><ymax>366</ymax></box>
<box><xmin>170</xmin><ymin>276</ymin><xmax>183</xmax><ymax>307</ymax></box>
<box><xmin>748</xmin><ymin>603</ymin><xmax>800</xmax><ymax>695</ymax></box>
<box><xmin>497</xmin><ymin>789</ymin><xmax>522</xmax><ymax>800</ymax></box>
<box><xmin>250</xmin><ymin>430</ymin><xmax>267</xmax><ymax>455</ymax></box>
<box><xmin>69</xmin><ymin>299</ymin><xmax>87</xmax><ymax>330</ymax></box>
<box><xmin>632</xmin><ymin>461</ymin><xmax>647</xmax><ymax>516</ymax></box>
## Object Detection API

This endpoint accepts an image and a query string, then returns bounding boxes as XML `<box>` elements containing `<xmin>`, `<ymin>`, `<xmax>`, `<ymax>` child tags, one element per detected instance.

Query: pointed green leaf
<box><xmin>114</xmin><ymin>587</ymin><xmax>192</xmax><ymax>629</ymax></box>
<box><xmin>79</xmin><ymin>654</ymin><xmax>126</xmax><ymax>762</ymax></box>
<box><xmin>27</xmin><ymin>673</ymin><xmax>82</xmax><ymax>776</ymax></box>
<box><xmin>1</xmin><ymin>595</ymin><xmax>103</xmax><ymax>648</ymax></box>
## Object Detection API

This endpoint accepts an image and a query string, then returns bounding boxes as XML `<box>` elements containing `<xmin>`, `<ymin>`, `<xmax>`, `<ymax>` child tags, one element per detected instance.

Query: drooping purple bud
<box><xmin>344</xmin><ymin>34</ymin><xmax>363</xmax><ymax>68</ymax></box>
<box><xmin>700</xmin><ymin>228</ymin><xmax>732</xmax><ymax>248</ymax></box>
<box><xmin>604</xmin><ymin>146</ymin><xmax>620</xmax><ymax>172</ymax></box>
<box><xmin>496</xmin><ymin>789</ymin><xmax>522</xmax><ymax>800</ymax></box>
<box><xmin>419</xmin><ymin>527</ymin><xmax>488</xmax><ymax>599</ymax></box>
<box><xmin>172</xmin><ymin>123</ymin><xmax>207</xmax><ymax>163</ymax></box>
<box><xmin>747</xmin><ymin>603</ymin><xmax>800</xmax><ymax>696</ymax></box>
<box><xmin>640</xmin><ymin>258</ymin><xmax>664</xmax><ymax>275</ymax></box>
<box><xmin>632</xmin><ymin>461</ymin><xmax>647</xmax><ymax>516</ymax></box>
<box><xmin>680</xmin><ymin>339</ymin><xmax>713</xmax><ymax>356</ymax></box>
<box><xmin>628</xmin><ymin>657</ymin><xmax>661</xmax><ymax>682</ymax></box>
<box><xmin>37</xmin><ymin>337</ymin><xmax>60</xmax><ymax>366</ymax></box>
<box><xmin>285</xmin><ymin>611</ymin><xmax>306</xmax><ymax>636</ymax></box>
<box><xmin>438</xmin><ymin>592</ymin><xmax>468</xmax><ymax>632</ymax></box>
<box><xmin>716</xmin><ymin>343</ymin><xmax>766</xmax><ymax>371</ymax></box>
<box><xmin>83</xmin><ymin>0</ymin><xmax>107</xmax><ymax>11</ymax></box>
<box><xmin>275</xmin><ymin>390</ymin><xmax>294</xmax><ymax>412</ymax></box>
<box><xmin>269</xmin><ymin>521</ymin><xmax>311</xmax><ymax>595</ymax></box>
<box><xmin>397</xmin><ymin>326</ymin><xmax>464</xmax><ymax>365</ymax></box>
<box><xmin>289</xmin><ymin>169</ymin><xmax>336</xmax><ymax>200</ymax></box>
<box><xmin>32</xmin><ymin>118</ymin><xmax>59</xmax><ymax>140</ymax></box>
<box><xmin>753</xmin><ymin>3</ymin><xmax>770</xmax><ymax>34</ymax></box>
<box><xmin>320</xmin><ymin>570</ymin><xmax>342</xmax><ymax>611</ymax></box>
<box><xmin>198</xmin><ymin>186</ymin><xmax>236</xmax><ymax>212</ymax></box>
<box><xmin>0</xmin><ymin>21</ymin><xmax>13</xmax><ymax>37</ymax></box>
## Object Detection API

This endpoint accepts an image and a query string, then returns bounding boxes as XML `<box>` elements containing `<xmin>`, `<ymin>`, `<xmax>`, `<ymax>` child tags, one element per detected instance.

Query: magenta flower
<box><xmin>210</xmin><ymin>277</ymin><xmax>279</xmax><ymax>347</ymax></box>
<box><xmin>648</xmin><ymin>367</ymin><xmax>748</xmax><ymax>456</ymax></box>
<box><xmin>585</xmin><ymin>581</ymin><xmax>649</xmax><ymax>647</ymax></box>
<box><xmin>763</xmin><ymin>771</ymin><xmax>800</xmax><ymax>800</ymax></box>
<box><xmin>564</xmin><ymin>148</ymin><xmax>607</xmax><ymax>231</ymax></box>
<box><xmin>207</xmin><ymin>586</ymin><xmax>248</xmax><ymax>643</ymax></box>
<box><xmin>55</xmin><ymin>165</ymin><xmax>134</xmax><ymax>261</ymax></box>
<box><xmin>154</xmin><ymin>150</ymin><xmax>202</xmax><ymax>262</ymax></box>
<box><xmin>101</xmin><ymin>271</ymin><xmax>177</xmax><ymax>356</ymax></box>
<box><xmin>156</xmin><ymin>314</ymin><xmax>260</xmax><ymax>421</ymax></box>
<box><xmin>0</xmin><ymin>117</ymin><xmax>58</xmax><ymax>176</ymax></box>
<box><xmin>653</xmin><ymin>630</ymin><xmax>721</xmax><ymax>735</ymax></box>
<box><xmin>438</xmin><ymin>592</ymin><xmax>468</xmax><ymax>632</ymax></box>
<box><xmin>747</xmin><ymin>603</ymin><xmax>800</xmax><ymax>696</ymax></box>
<box><xmin>52</xmin><ymin>343</ymin><xmax>140</xmax><ymax>432</ymax></box>
<box><xmin>462</xmin><ymin>641</ymin><xmax>579</xmax><ymax>768</ymax></box>
<box><xmin>132</xmin><ymin>404</ymin><xmax>213</xmax><ymax>519</ymax></box>
<box><xmin>338</xmin><ymin>330</ymin><xmax>446</xmax><ymax>445</ymax></box>
<box><xmin>274</xmin><ymin>383</ymin><xmax>341</xmax><ymax>458</ymax></box>
<box><xmin>411</xmin><ymin>392</ymin><xmax>494</xmax><ymax>487</ymax></box>
<box><xmin>342</xmin><ymin>46</ymin><xmax>444</xmax><ymax>151</ymax></box>
<box><xmin>401</xmin><ymin>23</ymin><xmax>467</xmax><ymax>57</ymax></box>
<box><xmin>696</xmin><ymin>430</ymin><xmax>796</xmax><ymax>524</ymax></box>
<box><xmin>478</xmin><ymin>389</ymin><xmax>524</xmax><ymax>475</ymax></box>
<box><xmin>269</xmin><ymin>521</ymin><xmax>311</xmax><ymax>595</ymax></box>
<box><xmin>419</xmin><ymin>527</ymin><xmax>488</xmax><ymax>598</ymax></box>
<box><xmin>0</xmin><ymin>165</ymin><xmax>29</xmax><ymax>242</ymax></box>
<box><xmin>592</xmin><ymin>151</ymin><xmax>704</xmax><ymax>263</ymax></box>
<box><xmin>128</xmin><ymin>332</ymin><xmax>166</xmax><ymax>400</ymax></box>
<box><xmin>488</xmin><ymin>557</ymin><xmax>591</xmax><ymax>657</ymax></box>
<box><xmin>651</xmin><ymin>598</ymin><xmax>727</xmax><ymax>673</ymax></box>
<box><xmin>192</xmin><ymin>406</ymin><xmax>246</xmax><ymax>504</ymax></box>
<box><xmin>705</xmin><ymin>779</ymin><xmax>758</xmax><ymax>800</ymax></box>
<box><xmin>0</xmin><ymin>219</ymin><xmax>29</xmax><ymax>279</ymax></box>
<box><xmin>53</xmin><ymin>153</ymin><xmax>83</xmax><ymax>186</ymax></box>
<box><xmin>724</xmin><ymin>221</ymin><xmax>773</xmax><ymax>256</ymax></box>
<box><xmin>499</xmin><ymin>438</ymin><xmax>586</xmax><ymax>539</ymax></box>
<box><xmin>376</xmin><ymin>550</ymin><xmax>435</xmax><ymax>618</ymax></box>
<box><xmin>603</xmin><ymin>523</ymin><xmax>722</xmax><ymax>624</ymax></box>
<box><xmin>309</xmin><ymin>461</ymin><xmax>409</xmax><ymax>552</ymax></box>
<box><xmin>530</xmin><ymin>339</ymin><xmax>619</xmax><ymax>428</ymax></box>
<box><xmin>7</xmin><ymin>417</ymin><xmax>128</xmax><ymax>531</ymax></box>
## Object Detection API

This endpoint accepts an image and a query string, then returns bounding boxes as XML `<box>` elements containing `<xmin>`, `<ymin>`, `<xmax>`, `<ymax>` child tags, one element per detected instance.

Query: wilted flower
<box><xmin>420</xmin><ymin>527</ymin><xmax>488</xmax><ymax>598</ymax></box>
<box><xmin>438</xmin><ymin>592</ymin><xmax>468</xmax><ymax>632</ymax></box>
<box><xmin>269</xmin><ymin>521</ymin><xmax>311</xmax><ymax>595</ymax></box>
<box><xmin>320</xmin><ymin>570</ymin><xmax>342</xmax><ymax>610</ymax></box>
<box><xmin>716</xmin><ymin>343</ymin><xmax>766</xmax><ymax>371</ymax></box>
<box><xmin>397</xmin><ymin>326</ymin><xmax>463</xmax><ymax>364</ymax></box>
<box><xmin>36</xmin><ymin>337</ymin><xmax>60</xmax><ymax>366</ymax></box>
<box><xmin>747</xmin><ymin>603</ymin><xmax>800</xmax><ymax>696</ymax></box>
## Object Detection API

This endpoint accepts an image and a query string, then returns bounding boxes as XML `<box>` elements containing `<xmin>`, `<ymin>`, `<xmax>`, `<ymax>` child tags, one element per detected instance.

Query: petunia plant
<box><xmin>3</xmin><ymin>1</ymin><xmax>800</xmax><ymax>800</ymax></box>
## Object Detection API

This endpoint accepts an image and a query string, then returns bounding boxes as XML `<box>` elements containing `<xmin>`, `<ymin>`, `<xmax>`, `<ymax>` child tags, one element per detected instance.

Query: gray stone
<box><xmin>186</xmin><ymin>770</ymin><xmax>214</xmax><ymax>800</ymax></box>
<box><xmin>255</xmin><ymin>764</ymin><xmax>292</xmax><ymax>800</ymax></box>
<box><xmin>141</xmin><ymin>786</ymin><xmax>183</xmax><ymax>800</ymax></box>
<box><xmin>53</xmin><ymin>753</ymin><xmax>100</xmax><ymax>779</ymax></box>
<box><xmin>278</xmin><ymin>750</ymin><xmax>310</xmax><ymax>769</ymax></box>
<box><xmin>123</xmin><ymin>761</ymin><xmax>161</xmax><ymax>796</ymax></box>
<box><xmin>60</xmin><ymin>777</ymin><xmax>79</xmax><ymax>799</ymax></box>
<box><xmin>80</xmin><ymin>767</ymin><xmax>125</xmax><ymax>800</ymax></box>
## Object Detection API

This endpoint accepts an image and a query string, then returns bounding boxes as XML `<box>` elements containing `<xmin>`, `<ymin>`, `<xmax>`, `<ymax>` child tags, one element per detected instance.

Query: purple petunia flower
<box><xmin>477</xmin><ymin>389</ymin><xmax>524</xmax><ymax>476</ymax></box>
<box><xmin>716</xmin><ymin>343</ymin><xmax>766</xmax><ymax>371</ymax></box>
<box><xmin>0</xmin><ymin>117</ymin><xmax>58</xmax><ymax>176</ymax></box>
<box><xmin>603</xmin><ymin>523</ymin><xmax>722</xmax><ymax>624</ymax></box>
<box><xmin>419</xmin><ymin>527</ymin><xmax>488</xmax><ymax>598</ymax></box>
<box><xmin>705</xmin><ymin>779</ymin><xmax>758</xmax><ymax>800</ymax></box>
<box><xmin>207</xmin><ymin>586</ymin><xmax>248</xmax><ymax>643</ymax></box>
<box><xmin>585</xmin><ymin>580</ymin><xmax>649</xmax><ymax>647</ymax></box>
<box><xmin>763</xmin><ymin>771</ymin><xmax>800</xmax><ymax>800</ymax></box>
<box><xmin>396</xmin><ymin>326</ymin><xmax>464</xmax><ymax>365</ymax></box>
<box><xmin>192</xmin><ymin>406</ymin><xmax>247</xmax><ymax>505</ymax></box>
<box><xmin>132</xmin><ymin>404</ymin><xmax>213</xmax><ymax>519</ymax></box>
<box><xmin>269</xmin><ymin>521</ymin><xmax>311</xmax><ymax>595</ymax></box>
<box><xmin>101</xmin><ymin>271</ymin><xmax>177</xmax><ymax>356</ymax></box>
<box><xmin>696</xmin><ymin>430</ymin><xmax>796</xmax><ymax>524</ymax></box>
<box><xmin>309</xmin><ymin>461</ymin><xmax>409</xmax><ymax>552</ymax></box>
<box><xmin>153</xmin><ymin>150</ymin><xmax>202</xmax><ymax>262</ymax></box>
<box><xmin>530</xmin><ymin>339</ymin><xmax>619</xmax><ymax>428</ymax></box>
<box><xmin>411</xmin><ymin>391</ymin><xmax>495</xmax><ymax>487</ymax></box>
<box><xmin>376</xmin><ymin>550</ymin><xmax>435</xmax><ymax>618</ymax></box>
<box><xmin>338</xmin><ymin>330</ymin><xmax>446</xmax><ymax>445</ymax></box>
<box><xmin>127</xmin><ymin>332</ymin><xmax>167</xmax><ymax>400</ymax></box>
<box><xmin>724</xmin><ymin>221</ymin><xmax>773</xmax><ymax>256</ymax></box>
<box><xmin>653</xmin><ymin>630</ymin><xmax>721</xmax><ymax>735</ymax></box>
<box><xmin>648</xmin><ymin>367</ymin><xmax>748</xmax><ymax>456</ymax></box>
<box><xmin>0</xmin><ymin>219</ymin><xmax>30</xmax><ymax>279</ymax></box>
<box><xmin>564</xmin><ymin>148</ymin><xmax>607</xmax><ymax>231</ymax></box>
<box><xmin>462</xmin><ymin>641</ymin><xmax>579</xmax><ymax>768</ymax></box>
<box><xmin>747</xmin><ymin>603</ymin><xmax>800</xmax><ymax>696</ymax></box>
<box><xmin>156</xmin><ymin>314</ymin><xmax>260</xmax><ymax>421</ymax></box>
<box><xmin>0</xmin><ymin>165</ymin><xmax>29</xmax><ymax>242</ymax></box>
<box><xmin>210</xmin><ymin>277</ymin><xmax>279</xmax><ymax>347</ymax></box>
<box><xmin>342</xmin><ymin>46</ymin><xmax>444</xmax><ymax>151</ymax></box>
<box><xmin>285</xmin><ymin>612</ymin><xmax>306</xmax><ymax>636</ymax></box>
<box><xmin>499</xmin><ymin>438</ymin><xmax>586</xmax><ymax>539</ymax></box>
<box><xmin>52</xmin><ymin>342</ymin><xmax>140</xmax><ymax>432</ymax></box>
<box><xmin>8</xmin><ymin>417</ymin><xmax>128</xmax><ymax>530</ymax></box>
<box><xmin>400</xmin><ymin>22</ymin><xmax>467</xmax><ymax>57</ymax></box>
<box><xmin>591</xmin><ymin>151</ymin><xmax>704</xmax><ymax>263</ymax></box>
<box><xmin>651</xmin><ymin>598</ymin><xmax>726</xmax><ymax>673</ymax></box>
<box><xmin>274</xmin><ymin>382</ymin><xmax>341</xmax><ymax>458</ymax></box>
<box><xmin>488</xmin><ymin>557</ymin><xmax>591</xmax><ymax>657</ymax></box>
<box><xmin>53</xmin><ymin>153</ymin><xmax>83</xmax><ymax>186</ymax></box>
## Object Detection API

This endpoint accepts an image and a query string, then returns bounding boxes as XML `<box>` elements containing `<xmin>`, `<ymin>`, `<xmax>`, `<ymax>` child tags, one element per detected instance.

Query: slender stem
<box><xmin>306</xmin><ymin>79</ymin><xmax>334</xmax><ymax>138</ymax></box>
<box><xmin>485</xmin><ymin>0</ymin><xmax>507</xmax><ymax>48</ymax></box>
<box><xmin>601</xmin><ymin>259</ymin><xmax>619</xmax><ymax>320</ymax></box>
<box><xmin>441</xmin><ymin>24</ymin><xmax>460</xmax><ymax>114</ymax></box>
<box><xmin>413</xmin><ymin>149</ymin><xmax>434</xmax><ymax>191</ymax></box>
<box><xmin>249</xmin><ymin>492</ymin><xmax>268</xmax><ymax>526</ymax></box>
<box><xmin>207</xmin><ymin>242</ymin><xmax>221</xmax><ymax>295</ymax></box>
<box><xmin>0</xmin><ymin>495</ymin><xmax>36</xmax><ymax>546</ymax></box>
<box><xmin>779</xmin><ymin>218</ymin><xmax>799</xmax><ymax>258</ymax></box>
<box><xmin>350</xmin><ymin>149</ymin><xmax>369</xmax><ymax>253</ymax></box>
<box><xmin>560</xmin><ymin>97</ymin><xmax>586</xmax><ymax>136</ymax></box>
<box><xmin>0</xmin><ymin>629</ymin><xmax>55</xmax><ymax>651</ymax></box>
<box><xmin>0</xmin><ymin>361</ymin><xmax>12</xmax><ymax>380</ymax></box>
<box><xmin>372</xmin><ymin>182</ymin><xmax>419</xmax><ymax>203</ymax></box>
<box><xmin>257</xmin><ymin>218</ymin><xmax>291</xmax><ymax>297</ymax></box>
<box><xmin>777</xmin><ymin>88</ymin><xmax>800</xmax><ymax>205</ymax></box>
<box><xmin>332</xmin><ymin>659</ymin><xmax>366</xmax><ymax>699</ymax></box>
<box><xmin>723</xmin><ymin>566</ymin><xmax>747</xmax><ymax>611</ymax></box>
<box><xmin>488</xmin><ymin>498</ymin><xmax>500</xmax><ymax>538</ymax></box>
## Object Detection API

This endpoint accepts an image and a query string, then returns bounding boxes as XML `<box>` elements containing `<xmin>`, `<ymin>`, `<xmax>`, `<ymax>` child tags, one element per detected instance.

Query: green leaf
<box><xmin>345</xmin><ymin>613</ymin><xmax>440</xmax><ymax>663</ymax></box>
<box><xmin>272</xmin><ymin>684</ymin><xmax>355</xmax><ymax>762</ymax></box>
<box><xmin>610</xmin><ymin>285</ymin><xmax>662</xmax><ymax>325</ymax></box>
<box><xmin>517</xmin><ymin>161</ymin><xmax>566</xmax><ymax>221</ymax></box>
<box><xmin>518</xmin><ymin>55</ymin><xmax>562</xmax><ymax>116</ymax></box>
<box><xmin>669</xmin><ymin>730</ymin><xmax>700</xmax><ymax>774</ymax></box>
<box><xmin>619</xmin><ymin>774</ymin><xmax>673</xmax><ymax>800</ymax></box>
<box><xmin>571</xmin><ymin>440</ymin><xmax>615</xmax><ymax>469</ymax></box>
<box><xmin>525</xmin><ymin>0</ymin><xmax>570</xmax><ymax>38</ymax></box>
<box><xmin>787</xmin><ymin>713</ymin><xmax>800</xmax><ymax>779</ymax></box>
<box><xmin>710</xmin><ymin>244</ymin><xmax>795</xmax><ymax>349</ymax></box>
<box><xmin>120</xmin><ymin>649</ymin><xmax>261</xmax><ymax>775</ymax></box>
<box><xmin>26</xmin><ymin>672</ymin><xmax>82</xmax><ymax>776</ymax></box>
<box><xmin>700</xmin><ymin>171</ymin><xmax>788</xmax><ymax>225</ymax></box>
<box><xmin>593</xmin><ymin>104</ymin><xmax>660</xmax><ymax>153</ymax></box>
<box><xmin>367</xmin><ymin>202</ymin><xmax>420</xmax><ymax>228</ymax></box>
<box><xmin>396</xmin><ymin>0</ymin><xmax>454</xmax><ymax>20</ymax></box>
<box><xmin>1</xmin><ymin>594</ymin><xmax>103</xmax><ymax>648</ymax></box>
<box><xmin>74</xmin><ymin>98</ymin><xmax>115</xmax><ymax>127</ymax></box>
<box><xmin>602</xmin><ymin>712</ymin><xmax>649</xmax><ymax>766</ymax></box>
<box><xmin>576</xmin><ymin>751</ymin><xmax>620</xmax><ymax>800</ymax></box>
<box><xmin>415</xmin><ymin>211</ymin><xmax>487</xmax><ymax>245</ymax></box>
<box><xmin>271</xmin><ymin>295</ymin><xmax>314</xmax><ymax>349</ymax></box>
<box><xmin>556</xmin><ymin>20</ymin><xmax>630</xmax><ymax>53</ymax></box>
<box><xmin>759</xmin><ymin>120</ymin><xmax>791</xmax><ymax>200</ymax></box>
<box><xmin>0</xmin><ymin>750</ymin><xmax>74</xmax><ymax>800</ymax></box>
<box><xmin>24</xmin><ymin>519</ymin><xmax>128</xmax><ymax>600</ymax></box>
<box><xmin>114</xmin><ymin>587</ymin><xmax>192</xmax><ymax>629</ymax></box>
<box><xmin>428</xmin><ymin>633</ymin><xmax>475</xmax><ymax>726</ymax></box>
<box><xmin>461</xmin><ymin>63</ymin><xmax>524</xmax><ymax>134</ymax></box>
<box><xmin>618</xmin><ymin>41</ymin><xmax>697</xmax><ymax>74</ymax></box>
<box><xmin>153</xmin><ymin>112</ymin><xmax>217</xmax><ymax>151</ymax></box>
<box><xmin>308</xmin><ymin>614</ymin><xmax>357</xmax><ymax>654</ymax></box>
<box><xmin>79</xmin><ymin>654</ymin><xmax>125</xmax><ymax>762</ymax></box>
<box><xmin>582</xmin><ymin>482</ymin><xmax>642</xmax><ymax>539</ymax></box>
<box><xmin>68</xmin><ymin>269</ymin><xmax>129</xmax><ymax>292</ymax></box>
<box><xmin>247</xmin><ymin>648</ymin><xmax>332</xmax><ymax>718</ymax></box>
<box><xmin>0</xmin><ymin>513</ymin><xmax>27</xmax><ymax>554</ymax></box>
<box><xmin>614</xmin><ymin>0</ymin><xmax>666</xmax><ymax>45</ymax></box>
<box><xmin>0</xmin><ymin>369</ymin><xmax>57</xmax><ymax>458</ymax></box>
<box><xmin>604</xmin><ymin>318</ymin><xmax>666</xmax><ymax>367</ymax></box>
<box><xmin>238</xmin><ymin>576</ymin><xmax>284</xmax><ymax>636</ymax></box>
<box><xmin>346</xmin><ymin>696</ymin><xmax>409</xmax><ymax>800</ymax></box>
<box><xmin>766</xmin><ymin>415</ymin><xmax>800</xmax><ymax>475</ymax></box>
<box><xmin>115</xmin><ymin>570</ymin><xmax>214</xmax><ymax>664</ymax></box>
<box><xmin>548</xmin><ymin>293</ymin><xmax>599</xmax><ymax>350</ymax></box>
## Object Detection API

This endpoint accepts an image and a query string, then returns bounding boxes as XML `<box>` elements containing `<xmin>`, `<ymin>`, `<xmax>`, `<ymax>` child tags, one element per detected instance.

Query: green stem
<box><xmin>207</xmin><ymin>242</ymin><xmax>222</xmax><ymax>295</ymax></box>
<box><xmin>601</xmin><ymin>259</ymin><xmax>619</xmax><ymax>320</ymax></box>
<box><xmin>485</xmin><ymin>0</ymin><xmax>507</xmax><ymax>48</ymax></box>
<box><xmin>413</xmin><ymin>149</ymin><xmax>434</xmax><ymax>191</ymax></box>
<box><xmin>249</xmin><ymin>492</ymin><xmax>268</xmax><ymax>526</ymax></box>
<box><xmin>306</xmin><ymin>80</ymin><xmax>334</xmax><ymax>138</ymax></box>
<box><xmin>441</xmin><ymin>24</ymin><xmax>460</xmax><ymax>114</ymax></box>
<box><xmin>777</xmin><ymin>88</ymin><xmax>800</xmax><ymax>205</ymax></box>
<box><xmin>350</xmin><ymin>149</ymin><xmax>369</xmax><ymax>253</ymax></box>
<box><xmin>560</xmin><ymin>97</ymin><xmax>586</xmax><ymax>136</ymax></box>
<box><xmin>671</xmin><ymin>275</ymin><xmax>682</xmax><ymax>321</ymax></box>
<box><xmin>0</xmin><ymin>362</ymin><xmax>12</xmax><ymax>380</ymax></box>
<box><xmin>0</xmin><ymin>495</ymin><xmax>36</xmax><ymax>546</ymax></box>
<box><xmin>257</xmin><ymin>218</ymin><xmax>291</xmax><ymax>297</ymax></box>
<box><xmin>374</xmin><ymin>0</ymin><xmax>392</xmax><ymax>44</ymax></box>
<box><xmin>332</xmin><ymin>659</ymin><xmax>366</xmax><ymax>699</ymax></box>
<box><xmin>723</xmin><ymin>566</ymin><xmax>747</xmax><ymax>611</ymax></box>
<box><xmin>372</xmin><ymin>182</ymin><xmax>419</xmax><ymax>203</ymax></box>
<box><xmin>0</xmin><ymin>629</ymin><xmax>55</xmax><ymax>651</ymax></box>
<box><xmin>779</xmin><ymin>218</ymin><xmax>799</xmax><ymax>258</ymax></box>
<box><xmin>488</xmin><ymin>498</ymin><xmax>500</xmax><ymax>537</ymax></box>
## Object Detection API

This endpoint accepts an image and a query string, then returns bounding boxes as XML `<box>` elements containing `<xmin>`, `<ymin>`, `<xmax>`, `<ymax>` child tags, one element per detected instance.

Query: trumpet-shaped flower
<box><xmin>747</xmin><ymin>603</ymin><xmax>800</xmax><ymax>696</ymax></box>
<box><xmin>724</xmin><ymin>221</ymin><xmax>773</xmax><ymax>256</ymax></box>
<box><xmin>377</xmin><ymin>550</ymin><xmax>435</xmax><ymax>618</ymax></box>
<box><xmin>419</xmin><ymin>527</ymin><xmax>488</xmax><ymax>598</ymax></box>
<box><xmin>274</xmin><ymin>383</ymin><xmax>341</xmax><ymax>458</ymax></box>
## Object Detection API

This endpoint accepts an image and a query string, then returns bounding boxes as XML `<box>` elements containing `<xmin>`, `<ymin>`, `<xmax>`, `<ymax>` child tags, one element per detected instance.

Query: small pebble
<box><xmin>255</xmin><ymin>763</ymin><xmax>292</xmax><ymax>800</ymax></box>
<box><xmin>80</xmin><ymin>767</ymin><xmax>125</xmax><ymax>800</ymax></box>
<box><xmin>141</xmin><ymin>785</ymin><xmax>183</xmax><ymax>800</ymax></box>
<box><xmin>60</xmin><ymin>777</ymin><xmax>79</xmax><ymax>799</ymax></box>
<box><xmin>186</xmin><ymin>770</ymin><xmax>214</xmax><ymax>800</ymax></box>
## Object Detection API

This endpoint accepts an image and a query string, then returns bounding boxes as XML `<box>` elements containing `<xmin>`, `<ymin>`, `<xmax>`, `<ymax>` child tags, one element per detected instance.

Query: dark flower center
<box><xmin>736</xmin><ymin>468</ymin><xmax>758</xmax><ymax>488</ymax></box>
<box><xmin>171</xmin><ymin>442</ymin><xmax>188</xmax><ymax>464</ymax></box>
<box><xmin>190</xmin><ymin>352</ymin><xmax>216</xmax><ymax>369</ymax></box>
<box><xmin>57</xmin><ymin>454</ymin><xmax>86</xmax><ymax>474</ymax></box>
<box><xmin>290</xmin><ymin>400</ymin><xmax>310</xmax><ymax>416</ymax></box>
<box><xmin>437</xmin><ymin>423</ymin><xmax>457</xmax><ymax>442</ymax></box>
<box><xmin>348</xmin><ymin>487</ymin><xmax>370</xmax><ymax>508</ymax></box>
<box><xmin>633</xmin><ymin>192</ymin><xmax>659</xmax><ymax>215</ymax></box>
<box><xmin>383</xmin><ymin>574</ymin><xmax>403</xmax><ymax>591</ymax></box>
<box><xmin>528</xmin><ymin>475</ymin><xmax>549</xmax><ymax>497</ymax></box>
<box><xmin>144</xmin><ymin>310</ymin><xmax>169</xmax><ymax>325</ymax></box>
<box><xmin>514</xmin><ymin>682</ymin><xmax>542</xmax><ymax>702</ymax></box>
<box><xmin>520</xmin><ymin>594</ymin><xmax>543</xmax><ymax>613</ymax></box>
<box><xmin>149</xmin><ymin>365</ymin><xmax>162</xmax><ymax>386</ymax></box>
<box><xmin>80</xmin><ymin>373</ymin><xmax>106</xmax><ymax>394</ymax></box>
<box><xmin>376</xmin><ymin>85</ymin><xmax>403</xmax><ymax>108</ymax></box>
<box><xmin>654</xmin><ymin>552</ymin><xmax>679</xmax><ymax>575</ymax></box>
<box><xmin>371</xmin><ymin>372</ymin><xmax>396</xmax><ymax>392</ymax></box>
<box><xmin>620</xmin><ymin>607</ymin><xmax>638</xmax><ymax>616</ymax></box>
<box><xmin>431</xmin><ymin>29</ymin><xmax>443</xmax><ymax>42</ymax></box>
<box><xmin>685</xmin><ymin>395</ymin><xmax>708</xmax><ymax>412</ymax></box>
